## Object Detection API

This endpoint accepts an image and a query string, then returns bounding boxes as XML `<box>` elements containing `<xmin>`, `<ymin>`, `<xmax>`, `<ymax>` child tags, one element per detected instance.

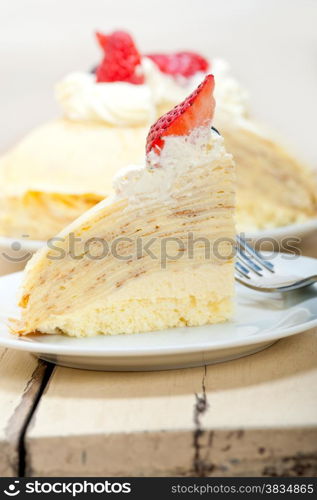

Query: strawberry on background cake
<box><xmin>16</xmin><ymin>75</ymin><xmax>236</xmax><ymax>337</ymax></box>
<box><xmin>0</xmin><ymin>29</ymin><xmax>316</xmax><ymax>241</ymax></box>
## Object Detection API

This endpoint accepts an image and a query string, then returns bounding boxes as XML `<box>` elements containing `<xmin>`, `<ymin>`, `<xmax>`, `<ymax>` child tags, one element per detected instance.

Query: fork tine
<box><xmin>235</xmin><ymin>262</ymin><xmax>251</xmax><ymax>279</ymax></box>
<box><xmin>238</xmin><ymin>250</ymin><xmax>263</xmax><ymax>276</ymax></box>
<box><xmin>237</xmin><ymin>235</ymin><xmax>275</xmax><ymax>273</ymax></box>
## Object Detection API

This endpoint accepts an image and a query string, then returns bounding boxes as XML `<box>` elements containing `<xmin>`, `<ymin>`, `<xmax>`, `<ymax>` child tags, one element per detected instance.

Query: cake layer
<box><xmin>0</xmin><ymin>191</ymin><xmax>102</xmax><ymax>240</ymax></box>
<box><xmin>25</xmin><ymin>266</ymin><xmax>234</xmax><ymax>337</ymax></box>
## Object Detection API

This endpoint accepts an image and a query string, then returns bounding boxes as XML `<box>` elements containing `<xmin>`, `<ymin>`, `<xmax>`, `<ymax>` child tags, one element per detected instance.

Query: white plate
<box><xmin>0</xmin><ymin>253</ymin><xmax>316</xmax><ymax>371</ymax></box>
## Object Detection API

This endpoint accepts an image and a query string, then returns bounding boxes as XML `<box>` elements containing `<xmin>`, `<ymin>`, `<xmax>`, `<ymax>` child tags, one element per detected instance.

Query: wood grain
<box><xmin>0</xmin><ymin>348</ymin><xmax>48</xmax><ymax>476</ymax></box>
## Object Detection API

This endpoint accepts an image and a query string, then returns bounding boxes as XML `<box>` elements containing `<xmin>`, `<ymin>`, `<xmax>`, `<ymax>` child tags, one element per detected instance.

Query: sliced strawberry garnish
<box><xmin>146</xmin><ymin>51</ymin><xmax>209</xmax><ymax>78</ymax></box>
<box><xmin>146</xmin><ymin>74</ymin><xmax>215</xmax><ymax>155</ymax></box>
<box><xmin>95</xmin><ymin>30</ymin><xmax>144</xmax><ymax>84</ymax></box>
<box><xmin>95</xmin><ymin>31</ymin><xmax>108</xmax><ymax>51</ymax></box>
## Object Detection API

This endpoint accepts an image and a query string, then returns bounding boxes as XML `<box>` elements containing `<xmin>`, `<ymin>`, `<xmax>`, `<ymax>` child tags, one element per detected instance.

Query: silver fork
<box><xmin>235</xmin><ymin>235</ymin><xmax>317</xmax><ymax>292</ymax></box>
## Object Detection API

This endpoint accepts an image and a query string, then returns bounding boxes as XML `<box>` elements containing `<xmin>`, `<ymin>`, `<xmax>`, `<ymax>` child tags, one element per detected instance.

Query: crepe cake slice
<box><xmin>16</xmin><ymin>75</ymin><xmax>236</xmax><ymax>337</ymax></box>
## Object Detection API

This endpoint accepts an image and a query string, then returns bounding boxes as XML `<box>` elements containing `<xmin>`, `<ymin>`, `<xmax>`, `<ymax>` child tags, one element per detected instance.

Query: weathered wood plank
<box><xmin>194</xmin><ymin>328</ymin><xmax>317</xmax><ymax>476</ymax></box>
<box><xmin>25</xmin><ymin>366</ymin><xmax>203</xmax><ymax>476</ymax></box>
<box><xmin>0</xmin><ymin>348</ymin><xmax>48</xmax><ymax>476</ymax></box>
<box><xmin>25</xmin><ymin>329</ymin><xmax>317</xmax><ymax>477</ymax></box>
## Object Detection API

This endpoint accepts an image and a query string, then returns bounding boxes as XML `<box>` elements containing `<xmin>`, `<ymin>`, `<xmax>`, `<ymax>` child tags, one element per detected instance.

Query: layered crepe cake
<box><xmin>15</xmin><ymin>75</ymin><xmax>236</xmax><ymax>337</ymax></box>
<box><xmin>1</xmin><ymin>30</ymin><xmax>316</xmax><ymax>241</ymax></box>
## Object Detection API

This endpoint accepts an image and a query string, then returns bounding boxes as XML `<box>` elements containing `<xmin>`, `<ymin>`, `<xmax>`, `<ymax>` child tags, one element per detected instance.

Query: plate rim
<box><xmin>1</xmin><ymin>317</ymin><xmax>317</xmax><ymax>357</ymax></box>
<box><xmin>0</xmin><ymin>235</ymin><xmax>43</xmax><ymax>251</ymax></box>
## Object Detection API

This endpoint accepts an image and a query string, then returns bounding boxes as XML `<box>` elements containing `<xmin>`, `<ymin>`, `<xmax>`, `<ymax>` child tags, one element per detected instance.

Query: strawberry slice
<box><xmin>146</xmin><ymin>74</ymin><xmax>215</xmax><ymax>155</ymax></box>
<box><xmin>95</xmin><ymin>31</ymin><xmax>108</xmax><ymax>51</ymax></box>
<box><xmin>146</xmin><ymin>51</ymin><xmax>209</xmax><ymax>78</ymax></box>
<box><xmin>95</xmin><ymin>30</ymin><xmax>144</xmax><ymax>84</ymax></box>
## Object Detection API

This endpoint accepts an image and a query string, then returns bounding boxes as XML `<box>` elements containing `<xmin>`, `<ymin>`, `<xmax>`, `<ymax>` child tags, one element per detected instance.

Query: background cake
<box><xmin>0</xmin><ymin>30</ymin><xmax>316</xmax><ymax>241</ymax></box>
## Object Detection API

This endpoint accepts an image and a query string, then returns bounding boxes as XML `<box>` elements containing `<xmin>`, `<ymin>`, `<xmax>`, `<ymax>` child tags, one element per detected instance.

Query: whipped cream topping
<box><xmin>55</xmin><ymin>72</ymin><xmax>155</xmax><ymax>126</ymax></box>
<box><xmin>212</xmin><ymin>59</ymin><xmax>249</xmax><ymax>119</ymax></box>
<box><xmin>143</xmin><ymin>56</ymin><xmax>249</xmax><ymax>120</ymax></box>
<box><xmin>56</xmin><ymin>58</ymin><xmax>248</xmax><ymax>127</ymax></box>
<box><xmin>113</xmin><ymin>128</ymin><xmax>230</xmax><ymax>206</ymax></box>
<box><xmin>142</xmin><ymin>57</ymin><xmax>207</xmax><ymax>107</ymax></box>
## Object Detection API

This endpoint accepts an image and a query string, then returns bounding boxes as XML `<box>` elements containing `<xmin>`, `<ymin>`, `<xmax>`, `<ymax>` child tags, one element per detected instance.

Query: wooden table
<box><xmin>1</xmin><ymin>234</ymin><xmax>317</xmax><ymax>477</ymax></box>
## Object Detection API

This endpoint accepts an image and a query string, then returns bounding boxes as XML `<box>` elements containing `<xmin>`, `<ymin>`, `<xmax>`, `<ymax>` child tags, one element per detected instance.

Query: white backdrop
<box><xmin>1</xmin><ymin>0</ymin><xmax>316</xmax><ymax>165</ymax></box>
